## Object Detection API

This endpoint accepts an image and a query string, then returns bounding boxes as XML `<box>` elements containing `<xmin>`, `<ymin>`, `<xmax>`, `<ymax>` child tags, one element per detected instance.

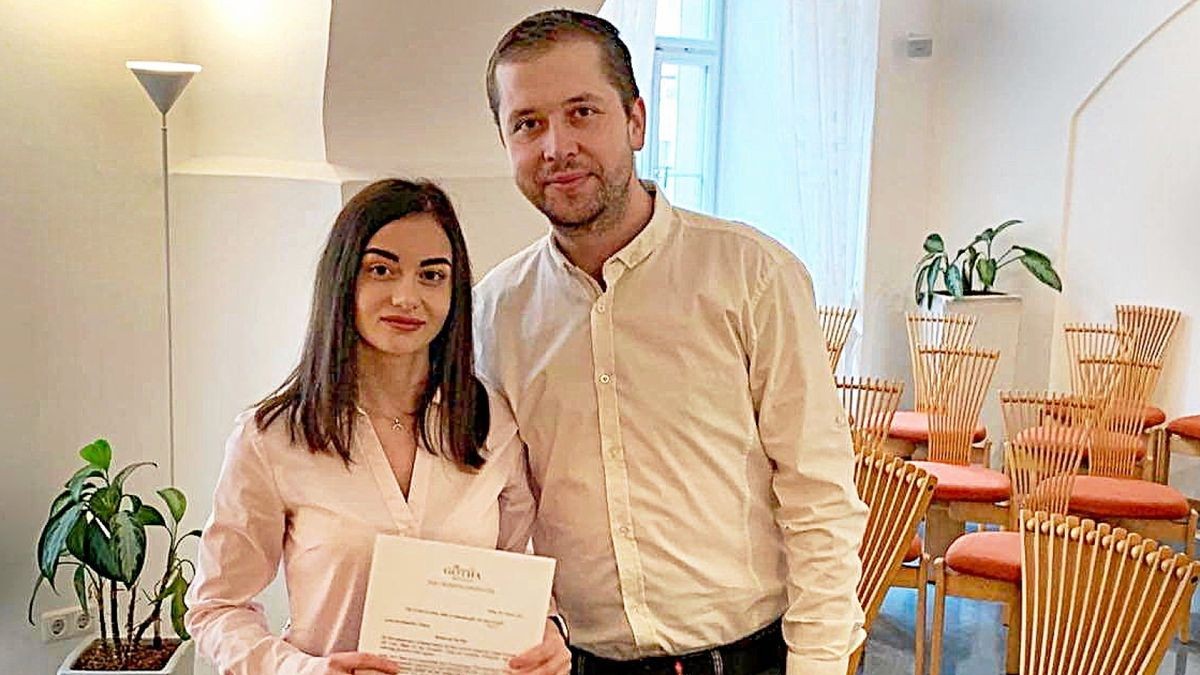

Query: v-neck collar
<box><xmin>354</xmin><ymin>410</ymin><xmax>429</xmax><ymax>533</ymax></box>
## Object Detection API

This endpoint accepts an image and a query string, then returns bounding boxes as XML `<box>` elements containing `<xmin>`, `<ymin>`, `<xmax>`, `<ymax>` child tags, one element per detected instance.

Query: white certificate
<box><xmin>357</xmin><ymin>536</ymin><xmax>556</xmax><ymax>674</ymax></box>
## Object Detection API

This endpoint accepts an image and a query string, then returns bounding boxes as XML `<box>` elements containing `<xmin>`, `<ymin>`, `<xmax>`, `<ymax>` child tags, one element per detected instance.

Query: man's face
<box><xmin>494</xmin><ymin>39</ymin><xmax>646</xmax><ymax>232</ymax></box>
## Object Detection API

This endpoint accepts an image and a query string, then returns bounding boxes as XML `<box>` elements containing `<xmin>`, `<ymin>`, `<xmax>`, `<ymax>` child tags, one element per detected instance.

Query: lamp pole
<box><xmin>126</xmin><ymin>61</ymin><xmax>200</xmax><ymax>486</ymax></box>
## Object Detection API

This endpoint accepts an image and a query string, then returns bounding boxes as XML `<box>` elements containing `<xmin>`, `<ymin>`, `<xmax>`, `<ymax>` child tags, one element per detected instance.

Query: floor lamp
<box><xmin>126</xmin><ymin>61</ymin><xmax>201</xmax><ymax>486</ymax></box>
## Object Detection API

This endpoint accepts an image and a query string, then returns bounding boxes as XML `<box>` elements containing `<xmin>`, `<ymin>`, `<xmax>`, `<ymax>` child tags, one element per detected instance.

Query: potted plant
<box><xmin>913</xmin><ymin>219</ymin><xmax>1062</xmax><ymax>309</ymax></box>
<box><xmin>29</xmin><ymin>439</ymin><xmax>198</xmax><ymax>674</ymax></box>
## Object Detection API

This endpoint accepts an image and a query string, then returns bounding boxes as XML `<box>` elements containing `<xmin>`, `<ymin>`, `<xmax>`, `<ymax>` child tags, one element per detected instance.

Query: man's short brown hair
<box><xmin>486</xmin><ymin>10</ymin><xmax>641</xmax><ymax>130</ymax></box>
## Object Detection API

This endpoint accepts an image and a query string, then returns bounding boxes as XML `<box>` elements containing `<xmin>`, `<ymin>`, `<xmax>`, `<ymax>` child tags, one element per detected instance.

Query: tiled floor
<box><xmin>862</xmin><ymin>585</ymin><xmax>1200</xmax><ymax>674</ymax></box>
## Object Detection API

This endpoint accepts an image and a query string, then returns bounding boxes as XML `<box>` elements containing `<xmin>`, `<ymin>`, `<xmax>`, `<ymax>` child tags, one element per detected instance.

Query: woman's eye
<box><xmin>420</xmin><ymin>269</ymin><xmax>448</xmax><ymax>283</ymax></box>
<box><xmin>366</xmin><ymin>264</ymin><xmax>391</xmax><ymax>278</ymax></box>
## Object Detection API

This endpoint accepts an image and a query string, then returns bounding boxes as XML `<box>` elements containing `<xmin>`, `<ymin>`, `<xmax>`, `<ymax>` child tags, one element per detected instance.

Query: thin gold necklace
<box><xmin>363</xmin><ymin>408</ymin><xmax>416</xmax><ymax>432</ymax></box>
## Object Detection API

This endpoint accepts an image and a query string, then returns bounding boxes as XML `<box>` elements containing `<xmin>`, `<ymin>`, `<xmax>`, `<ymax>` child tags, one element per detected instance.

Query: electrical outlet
<box><xmin>40</xmin><ymin>606</ymin><xmax>93</xmax><ymax>643</ymax></box>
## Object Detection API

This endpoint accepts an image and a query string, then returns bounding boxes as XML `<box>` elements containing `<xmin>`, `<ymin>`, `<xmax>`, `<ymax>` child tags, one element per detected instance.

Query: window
<box><xmin>642</xmin><ymin>0</ymin><xmax>724</xmax><ymax>213</ymax></box>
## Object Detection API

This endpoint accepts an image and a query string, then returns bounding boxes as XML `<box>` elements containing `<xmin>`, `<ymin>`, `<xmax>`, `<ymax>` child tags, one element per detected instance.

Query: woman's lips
<box><xmin>381</xmin><ymin>316</ymin><xmax>425</xmax><ymax>332</ymax></box>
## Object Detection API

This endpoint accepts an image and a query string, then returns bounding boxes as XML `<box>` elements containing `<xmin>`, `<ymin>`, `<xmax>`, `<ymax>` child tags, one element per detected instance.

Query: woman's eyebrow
<box><xmin>420</xmin><ymin>257</ymin><xmax>452</xmax><ymax>267</ymax></box>
<box><xmin>363</xmin><ymin>247</ymin><xmax>399</xmax><ymax>262</ymax></box>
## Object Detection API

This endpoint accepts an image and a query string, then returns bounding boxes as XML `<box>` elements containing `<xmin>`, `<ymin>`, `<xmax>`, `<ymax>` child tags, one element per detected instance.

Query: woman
<box><xmin>186</xmin><ymin>179</ymin><xmax>568</xmax><ymax>675</ymax></box>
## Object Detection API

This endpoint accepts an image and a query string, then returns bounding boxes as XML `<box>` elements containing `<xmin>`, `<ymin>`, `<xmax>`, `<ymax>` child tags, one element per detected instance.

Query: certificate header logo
<box><xmin>443</xmin><ymin>564</ymin><xmax>482</xmax><ymax>583</ymax></box>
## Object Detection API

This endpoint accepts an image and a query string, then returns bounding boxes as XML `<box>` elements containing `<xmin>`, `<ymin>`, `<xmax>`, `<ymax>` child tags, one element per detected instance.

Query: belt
<box><xmin>570</xmin><ymin>620</ymin><xmax>786</xmax><ymax>675</ymax></box>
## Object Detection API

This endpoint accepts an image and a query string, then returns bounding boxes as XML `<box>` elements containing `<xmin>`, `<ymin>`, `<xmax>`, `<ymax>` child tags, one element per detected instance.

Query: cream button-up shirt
<box><xmin>474</xmin><ymin>186</ymin><xmax>867</xmax><ymax>675</ymax></box>
<box><xmin>185</xmin><ymin>393</ymin><xmax>535</xmax><ymax>675</ymax></box>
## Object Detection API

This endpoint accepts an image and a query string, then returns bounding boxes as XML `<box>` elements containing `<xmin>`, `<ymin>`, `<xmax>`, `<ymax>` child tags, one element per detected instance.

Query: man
<box><xmin>476</xmin><ymin>10</ymin><xmax>867</xmax><ymax>675</ymax></box>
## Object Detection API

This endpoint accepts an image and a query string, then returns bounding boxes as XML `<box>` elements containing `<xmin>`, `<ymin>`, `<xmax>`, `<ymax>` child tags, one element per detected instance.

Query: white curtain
<box><xmin>716</xmin><ymin>0</ymin><xmax>879</xmax><ymax>369</ymax></box>
<box><xmin>597</xmin><ymin>0</ymin><xmax>658</xmax><ymax>102</ymax></box>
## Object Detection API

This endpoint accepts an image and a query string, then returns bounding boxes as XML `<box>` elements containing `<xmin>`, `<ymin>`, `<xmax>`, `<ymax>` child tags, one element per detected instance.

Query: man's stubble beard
<box><xmin>529</xmin><ymin>154</ymin><xmax>634</xmax><ymax>237</ymax></box>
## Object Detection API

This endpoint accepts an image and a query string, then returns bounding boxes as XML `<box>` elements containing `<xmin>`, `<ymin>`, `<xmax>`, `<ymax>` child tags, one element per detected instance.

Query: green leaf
<box><xmin>84</xmin><ymin>521</ymin><xmax>122</xmax><ymax>581</ymax></box>
<box><xmin>28</xmin><ymin>574</ymin><xmax>46</xmax><ymax>625</ymax></box>
<box><xmin>67</xmin><ymin>467</ymin><xmax>103</xmax><ymax>502</ymax></box>
<box><xmin>158</xmin><ymin>488</ymin><xmax>187</xmax><ymax>523</ymax></box>
<box><xmin>79</xmin><ymin>440</ymin><xmax>112</xmax><ymax>472</ymax></box>
<box><xmin>48</xmin><ymin>490</ymin><xmax>74</xmax><ymax>518</ymax></box>
<box><xmin>977</xmin><ymin>257</ymin><xmax>997</xmax><ymax>288</ymax></box>
<box><xmin>977</xmin><ymin>227</ymin><xmax>996</xmax><ymax>244</ymax></box>
<box><xmin>170</xmin><ymin>584</ymin><xmax>190</xmax><ymax>640</ymax></box>
<box><xmin>72</xmin><ymin>566</ymin><xmax>89</xmax><ymax>615</ymax></box>
<box><xmin>1016</xmin><ymin>246</ymin><xmax>1063</xmax><ymax>291</ymax></box>
<box><xmin>178</xmin><ymin>528</ymin><xmax>203</xmax><ymax>543</ymax></box>
<box><xmin>66</xmin><ymin>515</ymin><xmax>88</xmax><ymax>560</ymax></box>
<box><xmin>38</xmin><ymin>503</ymin><xmax>84</xmax><ymax>583</ymax></box>
<box><xmin>132</xmin><ymin>504</ymin><xmax>167</xmax><ymax>528</ymax></box>
<box><xmin>992</xmin><ymin>219</ymin><xmax>1022</xmax><ymax>241</ymax></box>
<box><xmin>89</xmin><ymin>486</ymin><xmax>121</xmax><ymax>522</ymax></box>
<box><xmin>112</xmin><ymin>461</ymin><xmax>157</xmax><ymax>492</ymax></box>
<box><xmin>111</xmin><ymin>512</ymin><xmax>147</xmax><ymax>585</ymax></box>
<box><xmin>923</xmin><ymin>233</ymin><xmax>945</xmax><ymax>254</ymax></box>
<box><xmin>924</xmin><ymin>258</ymin><xmax>942</xmax><ymax>309</ymax></box>
<box><xmin>945</xmin><ymin>265</ymin><xmax>965</xmax><ymax>297</ymax></box>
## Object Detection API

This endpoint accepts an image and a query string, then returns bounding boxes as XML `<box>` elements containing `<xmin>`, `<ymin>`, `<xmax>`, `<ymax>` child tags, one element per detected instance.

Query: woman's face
<box><xmin>354</xmin><ymin>213</ymin><xmax>454</xmax><ymax>359</ymax></box>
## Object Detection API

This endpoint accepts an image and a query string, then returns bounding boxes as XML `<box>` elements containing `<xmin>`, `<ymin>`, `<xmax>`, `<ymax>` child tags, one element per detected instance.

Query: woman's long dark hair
<box><xmin>255</xmin><ymin>179</ymin><xmax>488</xmax><ymax>469</ymax></box>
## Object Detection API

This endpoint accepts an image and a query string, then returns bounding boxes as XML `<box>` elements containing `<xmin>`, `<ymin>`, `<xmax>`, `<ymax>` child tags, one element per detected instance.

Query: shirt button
<box><xmin>599</xmin><ymin>373</ymin><xmax>612</xmax><ymax>384</ymax></box>
<box><xmin>618</xmin><ymin>526</ymin><xmax>630</xmax><ymax>537</ymax></box>
<box><xmin>596</xmin><ymin>302</ymin><xmax>607</xmax><ymax>313</ymax></box>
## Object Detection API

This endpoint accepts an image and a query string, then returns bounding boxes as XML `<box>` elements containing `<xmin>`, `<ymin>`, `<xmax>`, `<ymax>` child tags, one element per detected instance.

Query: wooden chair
<box><xmin>1018</xmin><ymin>511</ymin><xmax>1198</xmax><ymax>674</ymax></box>
<box><xmin>1116</xmin><ymin>304</ymin><xmax>1182</xmax><ymax>483</ymax></box>
<box><xmin>837</xmin><ymin>377</ymin><xmax>903</xmax><ymax>456</ymax></box>
<box><xmin>909</xmin><ymin>347</ymin><xmax>1007</xmax><ymax>556</ymax></box>
<box><xmin>1063</xmin><ymin>325</ymin><xmax>1197</xmax><ymax>641</ymax></box>
<box><xmin>887</xmin><ymin>313</ymin><xmax>984</xmax><ymax>459</ymax></box>
<box><xmin>929</xmin><ymin>391</ymin><xmax>1099</xmax><ymax>675</ymax></box>
<box><xmin>850</xmin><ymin>450</ymin><xmax>938</xmax><ymax>675</ymax></box>
<box><xmin>820</xmin><ymin>305</ymin><xmax>858</xmax><ymax>372</ymax></box>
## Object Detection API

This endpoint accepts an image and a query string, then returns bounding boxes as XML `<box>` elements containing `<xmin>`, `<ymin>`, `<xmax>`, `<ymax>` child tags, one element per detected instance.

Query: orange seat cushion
<box><xmin>909</xmin><ymin>461</ymin><xmax>1011</xmax><ymax>503</ymax></box>
<box><xmin>1143</xmin><ymin>405</ymin><xmax>1167</xmax><ymax>428</ymax></box>
<box><xmin>904</xmin><ymin>534</ymin><xmax>922</xmax><ymax>563</ymax></box>
<box><xmin>944</xmin><ymin>531</ymin><xmax>1022</xmax><ymax>582</ymax></box>
<box><xmin>1013</xmin><ymin>426</ymin><xmax>1147</xmax><ymax>460</ymax></box>
<box><xmin>1168</xmin><ymin>414</ymin><xmax>1200</xmax><ymax>441</ymax></box>
<box><xmin>888</xmin><ymin>410</ymin><xmax>987</xmax><ymax>443</ymax></box>
<box><xmin>1070</xmin><ymin>475</ymin><xmax>1191</xmax><ymax>520</ymax></box>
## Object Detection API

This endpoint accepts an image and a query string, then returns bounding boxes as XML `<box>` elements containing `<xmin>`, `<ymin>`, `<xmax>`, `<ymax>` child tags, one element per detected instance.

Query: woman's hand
<box><xmin>508</xmin><ymin>618</ymin><xmax>571</xmax><ymax>675</ymax></box>
<box><xmin>326</xmin><ymin>651</ymin><xmax>401</xmax><ymax>674</ymax></box>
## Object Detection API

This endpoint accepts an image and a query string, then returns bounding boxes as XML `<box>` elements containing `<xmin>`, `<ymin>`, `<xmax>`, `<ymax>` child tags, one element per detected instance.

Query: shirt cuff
<box><xmin>786</xmin><ymin>652</ymin><xmax>850</xmax><ymax>675</ymax></box>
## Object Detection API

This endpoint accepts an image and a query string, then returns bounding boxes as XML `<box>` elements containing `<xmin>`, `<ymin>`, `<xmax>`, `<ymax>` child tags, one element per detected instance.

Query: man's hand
<box><xmin>508</xmin><ymin>618</ymin><xmax>571</xmax><ymax>674</ymax></box>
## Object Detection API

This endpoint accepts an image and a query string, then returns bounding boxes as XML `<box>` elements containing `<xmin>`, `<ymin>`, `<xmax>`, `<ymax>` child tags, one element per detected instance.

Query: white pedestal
<box><xmin>930</xmin><ymin>293</ymin><xmax>1023</xmax><ymax>467</ymax></box>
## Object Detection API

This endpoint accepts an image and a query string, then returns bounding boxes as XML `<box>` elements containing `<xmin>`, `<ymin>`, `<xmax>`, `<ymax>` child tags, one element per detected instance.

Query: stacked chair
<box><xmin>820</xmin><ymin>305</ymin><xmax>858</xmax><ymax>372</ymax></box>
<box><xmin>908</xmin><ymin>345</ymin><xmax>1009</xmax><ymax>555</ymax></box>
<box><xmin>1115</xmin><ymin>304</ymin><xmax>1181</xmax><ymax>483</ymax></box>
<box><xmin>1060</xmin><ymin>322</ymin><xmax>1197</xmax><ymax>640</ymax></box>
<box><xmin>929</xmin><ymin>390</ymin><xmax>1102</xmax><ymax>675</ymax></box>
<box><xmin>838</xmin><ymin>377</ymin><xmax>936</xmax><ymax>675</ymax></box>
<box><xmin>887</xmin><ymin>314</ymin><xmax>985</xmax><ymax>460</ymax></box>
<box><xmin>1017</xmin><ymin>511</ymin><xmax>1198</xmax><ymax>674</ymax></box>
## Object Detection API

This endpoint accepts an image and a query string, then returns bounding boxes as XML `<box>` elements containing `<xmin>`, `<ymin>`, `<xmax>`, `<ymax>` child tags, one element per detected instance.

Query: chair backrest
<box><xmin>1019</xmin><ymin>511</ymin><xmax>1199</xmax><ymax>675</ymax></box>
<box><xmin>1115</xmin><ymin>304</ymin><xmax>1181</xmax><ymax>368</ymax></box>
<box><xmin>906</xmin><ymin>313</ymin><xmax>977</xmax><ymax>411</ymax></box>
<box><xmin>1091</xmin><ymin>357</ymin><xmax>1161</xmax><ymax>479</ymax></box>
<box><xmin>1063</xmin><ymin>323</ymin><xmax>1133</xmax><ymax>400</ymax></box>
<box><xmin>1000</xmin><ymin>391</ymin><xmax>1102</xmax><ymax>527</ymax></box>
<box><xmin>922</xmin><ymin>346</ymin><xmax>999</xmax><ymax>465</ymax></box>
<box><xmin>836</xmin><ymin>377</ymin><xmax>903</xmax><ymax>455</ymax></box>
<box><xmin>854</xmin><ymin>450</ymin><xmax>937</xmax><ymax>631</ymax></box>
<box><xmin>820</xmin><ymin>305</ymin><xmax>858</xmax><ymax>371</ymax></box>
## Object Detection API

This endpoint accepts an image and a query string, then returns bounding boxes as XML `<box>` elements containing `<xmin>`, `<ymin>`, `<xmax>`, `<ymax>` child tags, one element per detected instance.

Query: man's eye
<box><xmin>575</xmin><ymin>107</ymin><xmax>596</xmax><ymax>117</ymax></box>
<box><xmin>514</xmin><ymin>118</ymin><xmax>539</xmax><ymax>134</ymax></box>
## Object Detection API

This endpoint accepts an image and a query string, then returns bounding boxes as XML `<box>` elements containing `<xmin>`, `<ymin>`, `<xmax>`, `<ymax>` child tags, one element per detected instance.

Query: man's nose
<box><xmin>541</xmin><ymin>119</ymin><xmax>579</xmax><ymax>164</ymax></box>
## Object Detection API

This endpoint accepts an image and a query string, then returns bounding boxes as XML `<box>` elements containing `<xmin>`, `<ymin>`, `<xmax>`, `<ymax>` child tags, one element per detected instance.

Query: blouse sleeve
<box><xmin>185</xmin><ymin>414</ymin><xmax>335</xmax><ymax>675</ymax></box>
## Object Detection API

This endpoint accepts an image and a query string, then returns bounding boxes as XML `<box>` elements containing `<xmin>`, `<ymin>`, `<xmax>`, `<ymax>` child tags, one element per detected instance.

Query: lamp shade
<box><xmin>126</xmin><ymin>61</ymin><xmax>201</xmax><ymax>115</ymax></box>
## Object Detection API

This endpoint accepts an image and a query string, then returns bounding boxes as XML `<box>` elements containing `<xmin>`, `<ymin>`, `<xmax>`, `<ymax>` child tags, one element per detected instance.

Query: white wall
<box><xmin>920</xmin><ymin>0</ymin><xmax>1186</xmax><ymax>391</ymax></box>
<box><xmin>0</xmin><ymin>1</ymin><xmax>184</xmax><ymax>671</ymax></box>
<box><xmin>1054</xmin><ymin>2</ymin><xmax>1200</xmax><ymax>414</ymax></box>
<box><xmin>859</xmin><ymin>0</ymin><xmax>941</xmax><ymax>399</ymax></box>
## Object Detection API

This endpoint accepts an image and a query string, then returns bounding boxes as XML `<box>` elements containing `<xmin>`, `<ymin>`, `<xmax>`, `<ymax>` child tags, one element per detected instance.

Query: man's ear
<box><xmin>627</xmin><ymin>97</ymin><xmax>647</xmax><ymax>151</ymax></box>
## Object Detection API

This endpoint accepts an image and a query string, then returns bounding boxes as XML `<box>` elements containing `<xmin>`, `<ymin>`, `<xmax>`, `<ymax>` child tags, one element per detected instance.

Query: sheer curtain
<box><xmin>598</xmin><ymin>0</ymin><xmax>658</xmax><ymax>103</ymax></box>
<box><xmin>717</xmin><ymin>0</ymin><xmax>879</xmax><ymax>368</ymax></box>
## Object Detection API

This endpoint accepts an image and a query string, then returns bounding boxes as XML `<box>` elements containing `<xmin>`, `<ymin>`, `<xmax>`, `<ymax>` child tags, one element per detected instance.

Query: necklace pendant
<box><xmin>391</xmin><ymin>417</ymin><xmax>405</xmax><ymax>432</ymax></box>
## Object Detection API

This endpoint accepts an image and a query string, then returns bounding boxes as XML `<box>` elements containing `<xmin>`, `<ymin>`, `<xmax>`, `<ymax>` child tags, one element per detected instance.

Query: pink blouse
<box><xmin>185</xmin><ymin>394</ymin><xmax>536</xmax><ymax>675</ymax></box>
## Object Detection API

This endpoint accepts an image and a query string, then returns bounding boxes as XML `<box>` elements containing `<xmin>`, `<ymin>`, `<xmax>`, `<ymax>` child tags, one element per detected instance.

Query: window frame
<box><xmin>642</xmin><ymin>0</ymin><xmax>726</xmax><ymax>214</ymax></box>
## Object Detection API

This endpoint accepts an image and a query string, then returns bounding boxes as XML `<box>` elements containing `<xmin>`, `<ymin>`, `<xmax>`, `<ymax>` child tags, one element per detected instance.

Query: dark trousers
<box><xmin>569</xmin><ymin>620</ymin><xmax>786</xmax><ymax>675</ymax></box>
